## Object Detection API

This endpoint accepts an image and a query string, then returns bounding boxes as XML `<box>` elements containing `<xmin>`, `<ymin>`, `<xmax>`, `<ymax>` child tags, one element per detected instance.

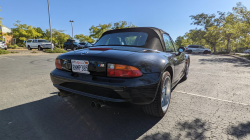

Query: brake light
<box><xmin>55</xmin><ymin>59</ymin><xmax>62</xmax><ymax>69</ymax></box>
<box><xmin>4</xmin><ymin>44</ymin><xmax>6</xmax><ymax>45</ymax></box>
<box><xmin>107</xmin><ymin>63</ymin><xmax>142</xmax><ymax>77</ymax></box>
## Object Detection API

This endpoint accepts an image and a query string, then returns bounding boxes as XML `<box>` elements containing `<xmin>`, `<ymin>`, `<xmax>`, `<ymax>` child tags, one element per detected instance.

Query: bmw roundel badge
<box><xmin>81</xmin><ymin>51</ymin><xmax>88</xmax><ymax>55</ymax></box>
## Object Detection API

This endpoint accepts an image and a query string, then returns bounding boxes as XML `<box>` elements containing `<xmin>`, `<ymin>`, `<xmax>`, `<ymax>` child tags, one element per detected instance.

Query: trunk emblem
<box><xmin>98</xmin><ymin>64</ymin><xmax>105</xmax><ymax>67</ymax></box>
<box><xmin>81</xmin><ymin>51</ymin><xmax>88</xmax><ymax>55</ymax></box>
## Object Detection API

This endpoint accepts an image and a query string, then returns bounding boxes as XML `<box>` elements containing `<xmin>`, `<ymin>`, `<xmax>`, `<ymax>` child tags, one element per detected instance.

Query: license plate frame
<box><xmin>71</xmin><ymin>60</ymin><xmax>90</xmax><ymax>74</ymax></box>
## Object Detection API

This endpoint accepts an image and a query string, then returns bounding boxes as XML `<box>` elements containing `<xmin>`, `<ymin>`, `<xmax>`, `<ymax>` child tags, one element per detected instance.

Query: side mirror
<box><xmin>178</xmin><ymin>47</ymin><xmax>185</xmax><ymax>53</ymax></box>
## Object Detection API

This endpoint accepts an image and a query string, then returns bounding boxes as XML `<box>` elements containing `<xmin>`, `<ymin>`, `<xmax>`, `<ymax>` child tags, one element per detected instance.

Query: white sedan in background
<box><xmin>0</xmin><ymin>41</ymin><xmax>7</xmax><ymax>50</ymax></box>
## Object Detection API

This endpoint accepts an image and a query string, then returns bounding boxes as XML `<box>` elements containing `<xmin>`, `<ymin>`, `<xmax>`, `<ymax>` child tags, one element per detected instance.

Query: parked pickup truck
<box><xmin>0</xmin><ymin>41</ymin><xmax>7</xmax><ymax>50</ymax></box>
<box><xmin>26</xmin><ymin>39</ymin><xmax>54</xmax><ymax>50</ymax></box>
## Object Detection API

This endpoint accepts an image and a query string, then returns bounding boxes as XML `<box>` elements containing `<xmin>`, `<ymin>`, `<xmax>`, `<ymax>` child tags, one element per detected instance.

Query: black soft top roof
<box><xmin>100</xmin><ymin>27</ymin><xmax>169</xmax><ymax>51</ymax></box>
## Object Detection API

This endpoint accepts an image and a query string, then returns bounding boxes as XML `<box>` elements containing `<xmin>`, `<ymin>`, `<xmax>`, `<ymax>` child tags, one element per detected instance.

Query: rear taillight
<box><xmin>4</xmin><ymin>44</ymin><xmax>6</xmax><ymax>45</ymax></box>
<box><xmin>55</xmin><ymin>59</ymin><xmax>62</xmax><ymax>69</ymax></box>
<box><xmin>107</xmin><ymin>63</ymin><xmax>142</xmax><ymax>77</ymax></box>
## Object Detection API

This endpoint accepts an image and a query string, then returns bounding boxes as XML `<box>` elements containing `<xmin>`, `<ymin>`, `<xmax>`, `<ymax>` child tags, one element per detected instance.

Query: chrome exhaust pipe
<box><xmin>96</xmin><ymin>102</ymin><xmax>106</xmax><ymax>109</ymax></box>
<box><xmin>91</xmin><ymin>101</ymin><xmax>97</xmax><ymax>108</ymax></box>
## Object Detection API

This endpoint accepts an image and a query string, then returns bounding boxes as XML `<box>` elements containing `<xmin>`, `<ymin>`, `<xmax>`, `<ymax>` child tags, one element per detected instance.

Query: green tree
<box><xmin>232</xmin><ymin>2</ymin><xmax>250</xmax><ymax>49</ymax></box>
<box><xmin>189</xmin><ymin>12</ymin><xmax>225</xmax><ymax>52</ymax></box>
<box><xmin>44</xmin><ymin>29</ymin><xmax>71</xmax><ymax>47</ymax></box>
<box><xmin>175</xmin><ymin>36</ymin><xmax>185</xmax><ymax>48</ymax></box>
<box><xmin>75</xmin><ymin>21</ymin><xmax>136</xmax><ymax>43</ymax></box>
<box><xmin>35</xmin><ymin>27</ymin><xmax>45</xmax><ymax>38</ymax></box>
<box><xmin>0</xmin><ymin>6</ymin><xmax>3</xmax><ymax>41</ymax></box>
<box><xmin>111</xmin><ymin>21</ymin><xmax>136</xmax><ymax>30</ymax></box>
<box><xmin>89</xmin><ymin>23</ymin><xmax>112</xmax><ymax>39</ymax></box>
<box><xmin>74</xmin><ymin>34</ymin><xmax>95</xmax><ymax>43</ymax></box>
<box><xmin>12</xmin><ymin>21</ymin><xmax>42</xmax><ymax>44</ymax></box>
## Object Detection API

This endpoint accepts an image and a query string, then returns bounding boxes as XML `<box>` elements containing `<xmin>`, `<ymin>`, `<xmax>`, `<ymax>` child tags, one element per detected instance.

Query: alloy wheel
<box><xmin>161</xmin><ymin>76</ymin><xmax>171</xmax><ymax>112</ymax></box>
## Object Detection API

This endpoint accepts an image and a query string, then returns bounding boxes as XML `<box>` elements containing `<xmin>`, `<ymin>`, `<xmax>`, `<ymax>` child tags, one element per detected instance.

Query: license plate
<box><xmin>71</xmin><ymin>60</ymin><xmax>90</xmax><ymax>74</ymax></box>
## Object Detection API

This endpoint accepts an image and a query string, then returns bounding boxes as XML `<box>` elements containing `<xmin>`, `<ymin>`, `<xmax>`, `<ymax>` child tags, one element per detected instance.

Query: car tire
<box><xmin>38</xmin><ymin>46</ymin><xmax>43</xmax><ymax>51</ymax></box>
<box><xmin>143</xmin><ymin>71</ymin><xmax>172</xmax><ymax>117</ymax></box>
<box><xmin>182</xmin><ymin>59</ymin><xmax>190</xmax><ymax>81</ymax></box>
<box><xmin>5</xmin><ymin>48</ymin><xmax>7</xmax><ymax>50</ymax></box>
<box><xmin>186</xmin><ymin>50</ymin><xmax>192</xmax><ymax>54</ymax></box>
<box><xmin>203</xmin><ymin>50</ymin><xmax>208</xmax><ymax>54</ymax></box>
<box><xmin>28</xmin><ymin>46</ymin><xmax>32</xmax><ymax>50</ymax></box>
<box><xmin>64</xmin><ymin>47</ymin><xmax>67</xmax><ymax>50</ymax></box>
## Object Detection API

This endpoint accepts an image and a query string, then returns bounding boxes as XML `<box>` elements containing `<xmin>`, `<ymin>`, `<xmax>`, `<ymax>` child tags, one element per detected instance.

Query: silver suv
<box><xmin>185</xmin><ymin>45</ymin><xmax>211</xmax><ymax>54</ymax></box>
<box><xmin>26</xmin><ymin>39</ymin><xmax>54</xmax><ymax>50</ymax></box>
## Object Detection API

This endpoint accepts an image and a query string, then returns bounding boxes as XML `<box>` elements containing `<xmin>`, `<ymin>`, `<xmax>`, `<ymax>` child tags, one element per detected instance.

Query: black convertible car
<box><xmin>50</xmin><ymin>27</ymin><xmax>190</xmax><ymax>117</ymax></box>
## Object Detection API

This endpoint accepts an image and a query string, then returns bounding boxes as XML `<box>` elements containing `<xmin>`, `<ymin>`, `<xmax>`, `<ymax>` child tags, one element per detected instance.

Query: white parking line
<box><xmin>0</xmin><ymin>56</ymin><xmax>15</xmax><ymax>60</ymax></box>
<box><xmin>175</xmin><ymin>90</ymin><xmax>250</xmax><ymax>106</ymax></box>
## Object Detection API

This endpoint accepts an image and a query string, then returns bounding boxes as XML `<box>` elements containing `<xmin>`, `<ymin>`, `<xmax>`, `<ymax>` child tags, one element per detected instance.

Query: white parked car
<box><xmin>26</xmin><ymin>39</ymin><xmax>54</xmax><ymax>50</ymax></box>
<box><xmin>244</xmin><ymin>49</ymin><xmax>250</xmax><ymax>54</ymax></box>
<box><xmin>0</xmin><ymin>41</ymin><xmax>7</xmax><ymax>50</ymax></box>
<box><xmin>185</xmin><ymin>45</ymin><xmax>211</xmax><ymax>54</ymax></box>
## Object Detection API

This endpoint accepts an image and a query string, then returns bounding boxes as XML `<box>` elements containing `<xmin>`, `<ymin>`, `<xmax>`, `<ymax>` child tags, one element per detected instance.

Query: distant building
<box><xmin>0</xmin><ymin>25</ymin><xmax>14</xmax><ymax>44</ymax></box>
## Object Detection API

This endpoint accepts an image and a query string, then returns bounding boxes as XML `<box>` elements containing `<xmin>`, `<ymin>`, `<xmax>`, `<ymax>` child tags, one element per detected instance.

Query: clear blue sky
<box><xmin>1</xmin><ymin>0</ymin><xmax>250</xmax><ymax>41</ymax></box>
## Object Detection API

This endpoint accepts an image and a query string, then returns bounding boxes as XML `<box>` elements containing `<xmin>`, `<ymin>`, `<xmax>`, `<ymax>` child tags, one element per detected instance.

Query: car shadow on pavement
<box><xmin>227</xmin><ymin>122</ymin><xmax>250</xmax><ymax>139</ymax></box>
<box><xmin>0</xmin><ymin>95</ymin><xmax>161</xmax><ymax>140</ymax></box>
<box><xmin>199</xmin><ymin>57</ymin><xmax>250</xmax><ymax>67</ymax></box>
<box><xmin>141</xmin><ymin>118</ymin><xmax>211</xmax><ymax>140</ymax></box>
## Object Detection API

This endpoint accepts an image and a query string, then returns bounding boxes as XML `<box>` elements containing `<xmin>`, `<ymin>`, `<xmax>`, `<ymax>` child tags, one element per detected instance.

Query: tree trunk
<box><xmin>213</xmin><ymin>43</ymin><xmax>216</xmax><ymax>53</ymax></box>
<box><xmin>226</xmin><ymin>39</ymin><xmax>230</xmax><ymax>53</ymax></box>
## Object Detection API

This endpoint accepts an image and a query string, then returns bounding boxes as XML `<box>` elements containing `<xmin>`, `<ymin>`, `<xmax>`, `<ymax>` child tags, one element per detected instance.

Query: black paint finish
<box><xmin>50</xmin><ymin>27</ymin><xmax>189</xmax><ymax>105</ymax></box>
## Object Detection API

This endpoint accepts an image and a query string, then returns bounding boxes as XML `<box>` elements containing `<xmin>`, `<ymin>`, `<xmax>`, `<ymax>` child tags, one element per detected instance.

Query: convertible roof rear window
<box><xmin>95</xmin><ymin>32</ymin><xmax>148</xmax><ymax>47</ymax></box>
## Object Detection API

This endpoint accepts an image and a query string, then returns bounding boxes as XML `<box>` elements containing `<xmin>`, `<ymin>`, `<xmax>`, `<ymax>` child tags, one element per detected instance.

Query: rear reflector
<box><xmin>107</xmin><ymin>63</ymin><xmax>142</xmax><ymax>77</ymax></box>
<box><xmin>89</xmin><ymin>48</ymin><xmax>112</xmax><ymax>51</ymax></box>
<box><xmin>55</xmin><ymin>59</ymin><xmax>62</xmax><ymax>69</ymax></box>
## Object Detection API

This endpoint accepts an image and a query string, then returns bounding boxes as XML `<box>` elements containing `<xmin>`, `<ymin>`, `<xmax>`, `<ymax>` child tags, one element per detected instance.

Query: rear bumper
<box><xmin>50</xmin><ymin>69</ymin><xmax>161</xmax><ymax>105</ymax></box>
<box><xmin>0</xmin><ymin>46</ymin><xmax>7</xmax><ymax>49</ymax></box>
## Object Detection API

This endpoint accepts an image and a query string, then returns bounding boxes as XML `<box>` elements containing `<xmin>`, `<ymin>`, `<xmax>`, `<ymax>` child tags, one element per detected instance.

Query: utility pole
<box><xmin>47</xmin><ymin>0</ymin><xmax>53</xmax><ymax>50</ymax></box>
<box><xmin>70</xmin><ymin>20</ymin><xmax>74</xmax><ymax>38</ymax></box>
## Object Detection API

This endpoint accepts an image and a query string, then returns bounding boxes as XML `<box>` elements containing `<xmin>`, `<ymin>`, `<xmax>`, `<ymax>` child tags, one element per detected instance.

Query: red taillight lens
<box><xmin>4</xmin><ymin>44</ymin><xmax>7</xmax><ymax>45</ymax></box>
<box><xmin>107</xmin><ymin>63</ymin><xmax>142</xmax><ymax>77</ymax></box>
<box><xmin>55</xmin><ymin>59</ymin><xmax>62</xmax><ymax>69</ymax></box>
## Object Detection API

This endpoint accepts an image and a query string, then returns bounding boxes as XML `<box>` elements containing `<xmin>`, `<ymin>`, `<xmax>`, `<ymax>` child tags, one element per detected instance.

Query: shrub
<box><xmin>0</xmin><ymin>49</ymin><xmax>10</xmax><ymax>54</ymax></box>
<box><xmin>10</xmin><ymin>51</ymin><xmax>19</xmax><ymax>53</ymax></box>
<box><xmin>17</xmin><ymin>43</ymin><xmax>25</xmax><ymax>47</ymax></box>
<box><xmin>31</xmin><ymin>51</ymin><xmax>37</xmax><ymax>53</ymax></box>
<box><xmin>6</xmin><ymin>43</ymin><xmax>11</xmax><ymax>47</ymax></box>
<box><xmin>43</xmin><ymin>48</ymin><xmax>67</xmax><ymax>53</ymax></box>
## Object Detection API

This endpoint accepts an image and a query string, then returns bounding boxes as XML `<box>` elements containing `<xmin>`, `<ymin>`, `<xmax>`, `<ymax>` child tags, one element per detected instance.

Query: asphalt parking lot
<box><xmin>0</xmin><ymin>53</ymin><xmax>250</xmax><ymax>140</ymax></box>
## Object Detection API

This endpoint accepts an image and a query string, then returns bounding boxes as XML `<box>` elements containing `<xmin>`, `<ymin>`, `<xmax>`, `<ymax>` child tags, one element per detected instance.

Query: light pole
<box><xmin>47</xmin><ymin>0</ymin><xmax>53</xmax><ymax>50</ymax></box>
<box><xmin>70</xmin><ymin>20</ymin><xmax>74</xmax><ymax>39</ymax></box>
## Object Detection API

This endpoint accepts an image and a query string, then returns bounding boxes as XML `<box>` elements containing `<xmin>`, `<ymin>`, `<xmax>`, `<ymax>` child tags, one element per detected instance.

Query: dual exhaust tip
<box><xmin>58</xmin><ymin>92</ymin><xmax>105</xmax><ymax>109</ymax></box>
<box><xmin>91</xmin><ymin>101</ymin><xmax>105</xmax><ymax>109</ymax></box>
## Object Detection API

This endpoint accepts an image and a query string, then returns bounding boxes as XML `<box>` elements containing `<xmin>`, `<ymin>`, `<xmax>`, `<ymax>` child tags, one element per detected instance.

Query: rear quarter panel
<box><xmin>121</xmin><ymin>51</ymin><xmax>173</xmax><ymax>74</ymax></box>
